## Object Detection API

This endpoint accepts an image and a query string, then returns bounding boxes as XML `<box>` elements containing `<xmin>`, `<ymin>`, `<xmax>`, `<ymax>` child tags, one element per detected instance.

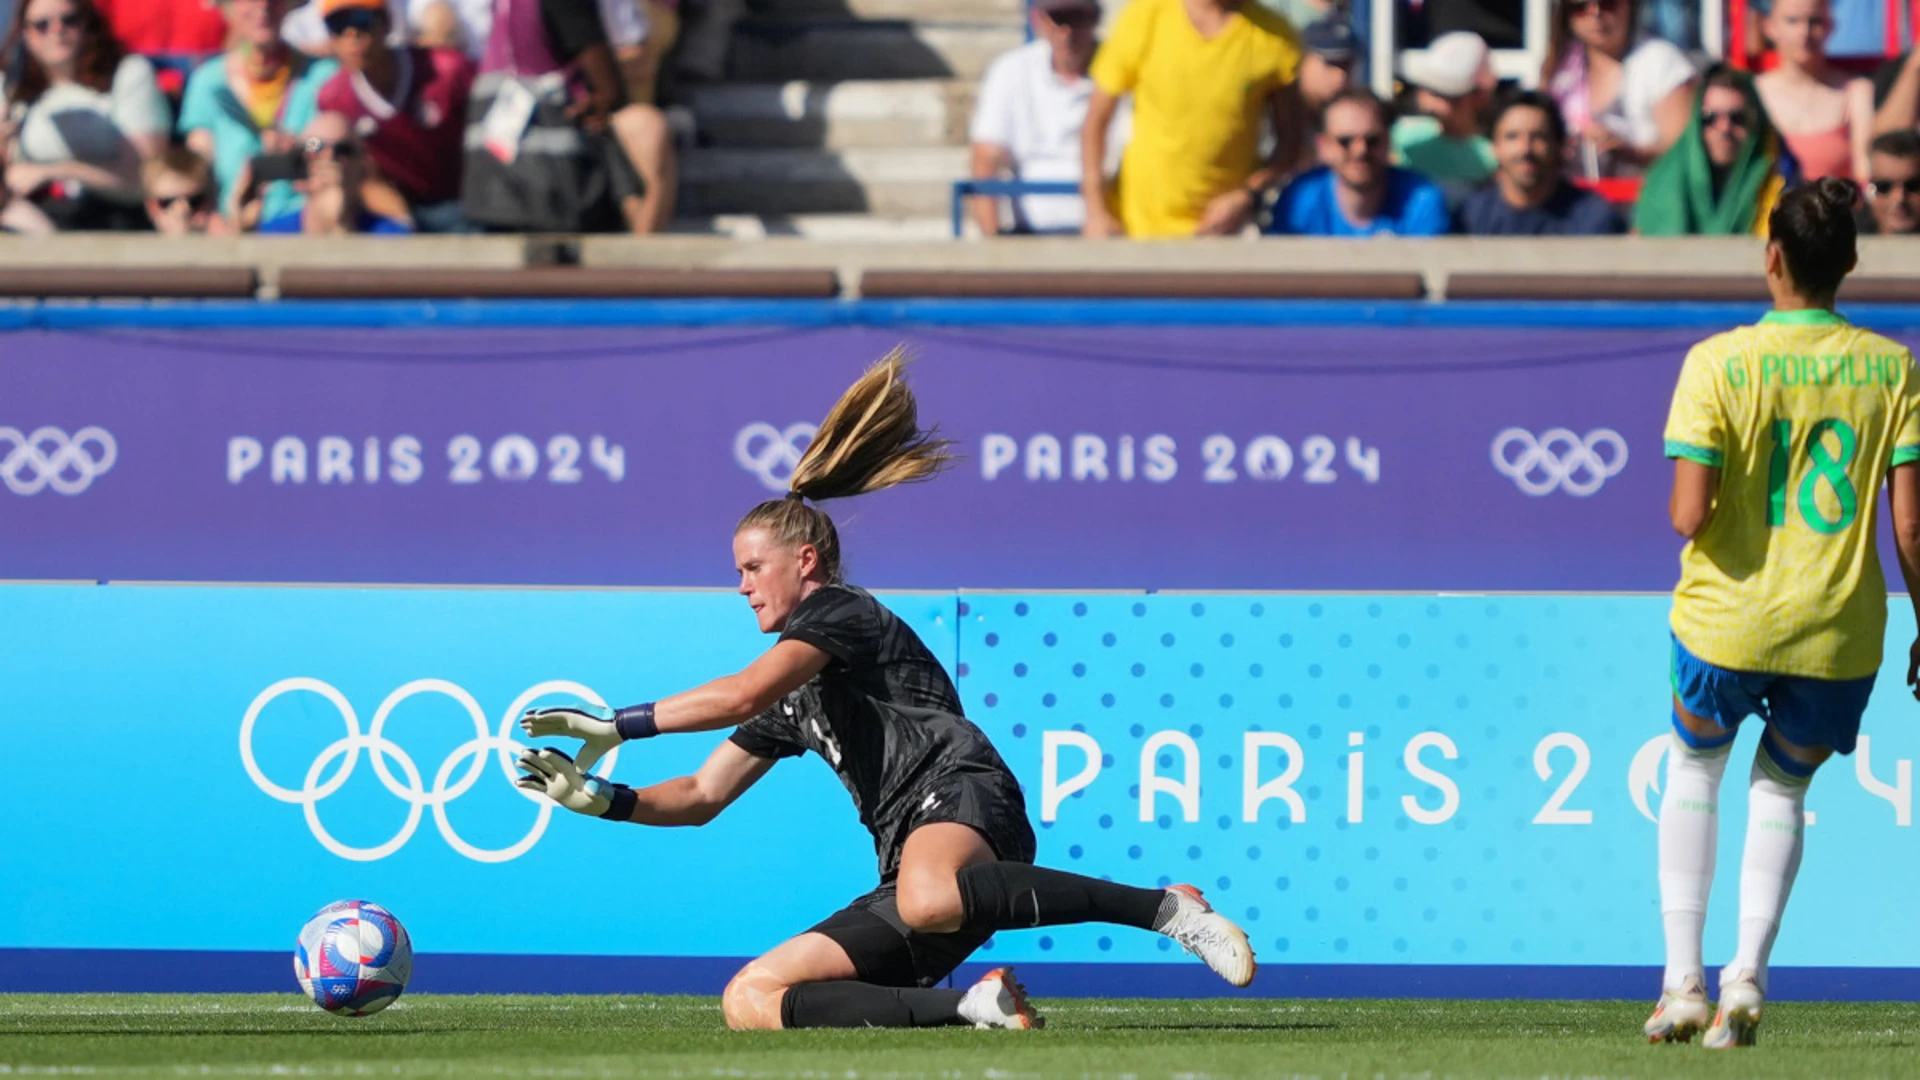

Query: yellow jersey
<box><xmin>1089</xmin><ymin>0</ymin><xmax>1300</xmax><ymax>239</ymax></box>
<box><xmin>1666</xmin><ymin>309</ymin><xmax>1920</xmax><ymax>679</ymax></box>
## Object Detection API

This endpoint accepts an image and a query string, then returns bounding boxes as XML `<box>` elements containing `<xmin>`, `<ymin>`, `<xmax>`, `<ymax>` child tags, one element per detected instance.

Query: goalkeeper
<box><xmin>516</xmin><ymin>351</ymin><xmax>1254</xmax><ymax>1031</ymax></box>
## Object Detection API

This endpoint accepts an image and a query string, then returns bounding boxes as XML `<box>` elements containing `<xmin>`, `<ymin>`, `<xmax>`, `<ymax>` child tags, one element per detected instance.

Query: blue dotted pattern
<box><xmin>959</xmin><ymin>594</ymin><xmax>1672</xmax><ymax>965</ymax></box>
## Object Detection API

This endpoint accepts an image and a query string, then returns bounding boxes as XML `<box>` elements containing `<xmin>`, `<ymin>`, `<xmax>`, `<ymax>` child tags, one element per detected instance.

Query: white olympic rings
<box><xmin>239</xmin><ymin>678</ymin><xmax>615</xmax><ymax>863</ymax></box>
<box><xmin>0</xmin><ymin>425</ymin><xmax>117</xmax><ymax>495</ymax></box>
<box><xmin>1491</xmin><ymin>427</ymin><xmax>1629</xmax><ymax>497</ymax></box>
<box><xmin>734</xmin><ymin>422</ymin><xmax>816</xmax><ymax>493</ymax></box>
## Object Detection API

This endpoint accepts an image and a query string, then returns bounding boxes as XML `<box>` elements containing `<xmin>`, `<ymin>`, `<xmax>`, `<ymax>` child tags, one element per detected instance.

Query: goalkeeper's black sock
<box><xmin>956</xmin><ymin>861</ymin><xmax>1175</xmax><ymax>932</ymax></box>
<box><xmin>779</xmin><ymin>982</ymin><xmax>965</xmax><ymax>1028</ymax></box>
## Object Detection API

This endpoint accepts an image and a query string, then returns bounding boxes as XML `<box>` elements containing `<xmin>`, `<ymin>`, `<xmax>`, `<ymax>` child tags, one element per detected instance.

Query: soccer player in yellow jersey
<box><xmin>1653</xmin><ymin>177</ymin><xmax>1920</xmax><ymax>1048</ymax></box>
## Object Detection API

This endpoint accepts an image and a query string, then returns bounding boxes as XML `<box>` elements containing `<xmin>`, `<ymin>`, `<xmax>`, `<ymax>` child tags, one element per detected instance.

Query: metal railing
<box><xmin>951</xmin><ymin>179</ymin><xmax>1083</xmax><ymax>237</ymax></box>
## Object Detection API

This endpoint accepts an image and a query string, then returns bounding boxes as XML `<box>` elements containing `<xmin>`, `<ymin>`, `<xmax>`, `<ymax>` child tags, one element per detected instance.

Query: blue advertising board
<box><xmin>0</xmin><ymin>318</ymin><xmax>1798</xmax><ymax>590</ymax></box>
<box><xmin>5</xmin><ymin>584</ymin><xmax>1917</xmax><ymax>999</ymax></box>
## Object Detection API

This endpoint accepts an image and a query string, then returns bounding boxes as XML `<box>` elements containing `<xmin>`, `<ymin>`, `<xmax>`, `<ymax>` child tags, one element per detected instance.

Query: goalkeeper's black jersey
<box><xmin>730</xmin><ymin>584</ymin><xmax>1025</xmax><ymax>878</ymax></box>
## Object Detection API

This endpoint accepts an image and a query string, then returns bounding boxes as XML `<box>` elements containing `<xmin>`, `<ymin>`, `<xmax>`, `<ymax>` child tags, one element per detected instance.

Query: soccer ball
<box><xmin>293</xmin><ymin>900</ymin><xmax>413</xmax><ymax>1016</ymax></box>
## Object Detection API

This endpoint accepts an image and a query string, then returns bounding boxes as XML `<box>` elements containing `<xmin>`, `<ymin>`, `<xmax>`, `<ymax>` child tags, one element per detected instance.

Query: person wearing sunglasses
<box><xmin>254</xmin><ymin>111</ymin><xmax>410</xmax><ymax>233</ymax></box>
<box><xmin>1267</xmin><ymin>88</ymin><xmax>1448</xmax><ymax>237</ymax></box>
<box><xmin>966</xmin><ymin>0</ymin><xmax>1128</xmax><ymax>236</ymax></box>
<box><xmin>313</xmin><ymin>0</ymin><xmax>474</xmax><ymax>232</ymax></box>
<box><xmin>1542</xmin><ymin>0</ymin><xmax>1697</xmax><ymax>178</ymax></box>
<box><xmin>1457</xmin><ymin>90</ymin><xmax>1623</xmax><ymax>235</ymax></box>
<box><xmin>142</xmin><ymin>145</ymin><xmax>227</xmax><ymax>235</ymax></box>
<box><xmin>1859</xmin><ymin>129</ymin><xmax>1920</xmax><ymax>234</ymax></box>
<box><xmin>0</xmin><ymin>0</ymin><xmax>171</xmax><ymax>229</ymax></box>
<box><xmin>1753</xmin><ymin>0</ymin><xmax>1873</xmax><ymax>181</ymax></box>
<box><xmin>1638</xmin><ymin>66</ymin><xmax>1802</xmax><ymax>236</ymax></box>
<box><xmin>178</xmin><ymin>0</ymin><xmax>339</xmax><ymax>230</ymax></box>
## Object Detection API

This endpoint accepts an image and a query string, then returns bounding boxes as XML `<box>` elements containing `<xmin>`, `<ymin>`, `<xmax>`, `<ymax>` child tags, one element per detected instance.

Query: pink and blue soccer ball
<box><xmin>293</xmin><ymin>900</ymin><xmax>412</xmax><ymax>1016</ymax></box>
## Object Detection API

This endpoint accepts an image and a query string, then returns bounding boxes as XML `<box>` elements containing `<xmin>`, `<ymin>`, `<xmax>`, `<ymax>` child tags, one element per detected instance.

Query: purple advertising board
<box><xmin>2</xmin><ymin>316</ymin><xmax>1907</xmax><ymax>590</ymax></box>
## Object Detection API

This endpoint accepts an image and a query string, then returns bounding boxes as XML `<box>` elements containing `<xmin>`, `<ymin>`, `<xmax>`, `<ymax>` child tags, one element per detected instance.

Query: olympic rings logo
<box><xmin>1491</xmin><ymin>427</ymin><xmax>1629</xmax><ymax>497</ymax></box>
<box><xmin>240</xmin><ymin>678</ymin><xmax>618</xmax><ymax>863</ymax></box>
<box><xmin>0</xmin><ymin>426</ymin><xmax>117</xmax><ymax>496</ymax></box>
<box><xmin>734</xmin><ymin>422</ymin><xmax>816</xmax><ymax>493</ymax></box>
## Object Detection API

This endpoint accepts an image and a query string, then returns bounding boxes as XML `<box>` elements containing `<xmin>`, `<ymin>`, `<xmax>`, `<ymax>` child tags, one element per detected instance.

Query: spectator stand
<box><xmin>1367</xmin><ymin>0</ymin><xmax>1729</xmax><ymax>98</ymax></box>
<box><xmin>950</xmin><ymin>179</ymin><xmax>1081</xmax><ymax>237</ymax></box>
<box><xmin>1727</xmin><ymin>0</ymin><xmax>1913</xmax><ymax>71</ymax></box>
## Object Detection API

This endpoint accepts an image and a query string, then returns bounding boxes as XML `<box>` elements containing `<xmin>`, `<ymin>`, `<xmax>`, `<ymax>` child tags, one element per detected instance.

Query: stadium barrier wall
<box><xmin>2</xmin><ymin>584</ymin><xmax>1918</xmax><ymax>999</ymax></box>
<box><xmin>15</xmin><ymin>302</ymin><xmax>1920</xmax><ymax>591</ymax></box>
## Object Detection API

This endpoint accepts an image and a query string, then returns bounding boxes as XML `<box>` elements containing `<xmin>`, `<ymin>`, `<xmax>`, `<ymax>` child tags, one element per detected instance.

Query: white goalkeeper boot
<box><xmin>958</xmin><ymin>967</ymin><xmax>1043</xmax><ymax>1030</ymax></box>
<box><xmin>1704</xmin><ymin>969</ymin><xmax>1764</xmax><ymax>1049</ymax></box>
<box><xmin>1156</xmin><ymin>884</ymin><xmax>1257</xmax><ymax>988</ymax></box>
<box><xmin>1643</xmin><ymin>974</ymin><xmax>1711</xmax><ymax>1043</ymax></box>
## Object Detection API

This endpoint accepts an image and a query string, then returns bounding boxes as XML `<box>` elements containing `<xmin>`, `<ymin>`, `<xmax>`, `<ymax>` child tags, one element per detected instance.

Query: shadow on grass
<box><xmin>3</xmin><ymin>1028</ymin><xmax>494</xmax><ymax>1037</ymax></box>
<box><xmin>1085</xmin><ymin>1022</ymin><xmax>1340</xmax><ymax>1032</ymax></box>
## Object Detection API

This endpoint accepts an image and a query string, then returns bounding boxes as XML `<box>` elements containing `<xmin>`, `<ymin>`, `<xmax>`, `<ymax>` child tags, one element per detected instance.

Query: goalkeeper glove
<box><xmin>514</xmin><ymin>747</ymin><xmax>634</xmax><ymax>820</ymax></box>
<box><xmin>520</xmin><ymin>703</ymin><xmax>619</xmax><ymax>772</ymax></box>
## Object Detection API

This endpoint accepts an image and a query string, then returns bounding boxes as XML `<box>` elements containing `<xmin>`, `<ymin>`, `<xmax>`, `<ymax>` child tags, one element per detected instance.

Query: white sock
<box><xmin>1658</xmin><ymin>734</ymin><xmax>1730</xmax><ymax>990</ymax></box>
<box><xmin>1730</xmin><ymin>756</ymin><xmax>1810</xmax><ymax>992</ymax></box>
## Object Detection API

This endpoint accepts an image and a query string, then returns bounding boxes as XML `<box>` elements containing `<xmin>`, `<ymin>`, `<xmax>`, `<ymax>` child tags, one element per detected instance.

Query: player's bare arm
<box><xmin>1888</xmin><ymin>461</ymin><xmax>1920</xmax><ymax>698</ymax></box>
<box><xmin>1669</xmin><ymin>459</ymin><xmax>1718</xmax><ymax>539</ymax></box>
<box><xmin>653</xmin><ymin>640</ymin><xmax>830</xmax><ymax>734</ymax></box>
<box><xmin>620</xmin><ymin>741</ymin><xmax>777</xmax><ymax>826</ymax></box>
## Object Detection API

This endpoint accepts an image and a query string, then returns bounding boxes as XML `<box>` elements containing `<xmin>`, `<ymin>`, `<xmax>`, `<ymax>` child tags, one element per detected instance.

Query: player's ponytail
<box><xmin>1767</xmin><ymin>177</ymin><xmax>1860</xmax><ymax>304</ymax></box>
<box><xmin>735</xmin><ymin>348</ymin><xmax>954</xmax><ymax>583</ymax></box>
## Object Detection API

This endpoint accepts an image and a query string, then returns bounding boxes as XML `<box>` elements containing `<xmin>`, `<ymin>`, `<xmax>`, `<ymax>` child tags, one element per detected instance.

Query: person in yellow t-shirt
<box><xmin>1079</xmin><ymin>0</ymin><xmax>1302</xmax><ymax>238</ymax></box>
<box><xmin>1649</xmin><ymin>177</ymin><xmax>1920</xmax><ymax>1051</ymax></box>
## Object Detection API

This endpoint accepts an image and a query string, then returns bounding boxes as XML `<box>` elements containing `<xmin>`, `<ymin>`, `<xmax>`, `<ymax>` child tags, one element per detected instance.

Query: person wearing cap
<box><xmin>1268</xmin><ymin>88</ymin><xmax>1449</xmax><ymax>236</ymax></box>
<box><xmin>1298</xmin><ymin>15</ymin><xmax>1356</xmax><ymax>115</ymax></box>
<box><xmin>967</xmin><ymin>0</ymin><xmax>1128</xmax><ymax>235</ymax></box>
<box><xmin>177</xmin><ymin>0</ymin><xmax>338</xmax><ymax>228</ymax></box>
<box><xmin>314</xmin><ymin>0</ymin><xmax>476</xmax><ymax>232</ymax></box>
<box><xmin>1290</xmin><ymin>13</ymin><xmax>1355</xmax><ymax>175</ymax></box>
<box><xmin>1081</xmin><ymin>0</ymin><xmax>1304</xmax><ymax>238</ymax></box>
<box><xmin>1393</xmin><ymin>31</ymin><xmax>1497</xmax><ymax>210</ymax></box>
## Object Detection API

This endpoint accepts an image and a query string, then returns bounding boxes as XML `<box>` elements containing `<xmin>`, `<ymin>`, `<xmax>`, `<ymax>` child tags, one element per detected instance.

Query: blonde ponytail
<box><xmin>735</xmin><ymin>347</ymin><xmax>953</xmax><ymax>583</ymax></box>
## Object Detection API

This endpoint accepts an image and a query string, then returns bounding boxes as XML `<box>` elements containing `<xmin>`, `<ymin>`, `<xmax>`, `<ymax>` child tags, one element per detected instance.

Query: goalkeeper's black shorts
<box><xmin>808</xmin><ymin>775</ymin><xmax>1036</xmax><ymax>989</ymax></box>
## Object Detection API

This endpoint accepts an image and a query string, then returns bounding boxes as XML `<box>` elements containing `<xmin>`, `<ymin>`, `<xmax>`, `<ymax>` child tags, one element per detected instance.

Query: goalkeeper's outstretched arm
<box><xmin>617</xmin><ymin>740</ymin><xmax>776</xmax><ymax>826</ymax></box>
<box><xmin>519</xmin><ymin>640</ymin><xmax>829</xmax><ymax>754</ymax></box>
<box><xmin>517</xmin><ymin>739</ymin><xmax>773</xmax><ymax>824</ymax></box>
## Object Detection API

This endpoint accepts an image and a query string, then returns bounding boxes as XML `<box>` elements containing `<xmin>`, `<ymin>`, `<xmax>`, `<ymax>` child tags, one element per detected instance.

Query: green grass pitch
<box><xmin>4</xmin><ymin>993</ymin><xmax>1918</xmax><ymax>1078</ymax></box>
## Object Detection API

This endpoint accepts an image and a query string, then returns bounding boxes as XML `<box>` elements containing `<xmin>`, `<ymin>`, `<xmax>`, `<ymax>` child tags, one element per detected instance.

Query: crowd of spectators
<box><xmin>11</xmin><ymin>0</ymin><xmax>1920</xmax><ymax>238</ymax></box>
<box><xmin>0</xmin><ymin>0</ymin><xmax>700</xmax><ymax>233</ymax></box>
<box><xmin>967</xmin><ymin>0</ymin><xmax>1920</xmax><ymax>237</ymax></box>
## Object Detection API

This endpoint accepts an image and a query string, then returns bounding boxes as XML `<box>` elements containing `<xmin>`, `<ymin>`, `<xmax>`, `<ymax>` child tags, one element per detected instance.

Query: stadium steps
<box><xmin>668</xmin><ymin>213</ymin><xmax>954</xmax><ymax>239</ymax></box>
<box><xmin>686</xmin><ymin>80</ymin><xmax>971</xmax><ymax>149</ymax></box>
<box><xmin>667</xmin><ymin>0</ymin><xmax>1019</xmax><ymax>233</ymax></box>
<box><xmin>678</xmin><ymin>145</ymin><xmax>970</xmax><ymax>216</ymax></box>
<box><xmin>726</xmin><ymin>16</ymin><xmax>1021</xmax><ymax>81</ymax></box>
<box><xmin>770</xmin><ymin>0</ymin><xmax>1024</xmax><ymax>20</ymax></box>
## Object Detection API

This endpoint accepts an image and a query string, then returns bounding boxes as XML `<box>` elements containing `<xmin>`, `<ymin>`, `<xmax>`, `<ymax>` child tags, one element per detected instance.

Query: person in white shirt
<box><xmin>966</xmin><ymin>0</ymin><xmax>1128</xmax><ymax>235</ymax></box>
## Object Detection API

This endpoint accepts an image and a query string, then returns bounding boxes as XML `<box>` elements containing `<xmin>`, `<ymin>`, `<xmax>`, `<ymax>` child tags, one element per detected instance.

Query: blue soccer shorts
<box><xmin>1669</xmin><ymin>634</ymin><xmax>1876</xmax><ymax>758</ymax></box>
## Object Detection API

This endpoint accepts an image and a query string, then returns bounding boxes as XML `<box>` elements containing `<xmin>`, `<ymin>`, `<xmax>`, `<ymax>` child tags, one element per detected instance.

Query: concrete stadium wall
<box><xmin>11</xmin><ymin>235</ymin><xmax>1920</xmax><ymax>301</ymax></box>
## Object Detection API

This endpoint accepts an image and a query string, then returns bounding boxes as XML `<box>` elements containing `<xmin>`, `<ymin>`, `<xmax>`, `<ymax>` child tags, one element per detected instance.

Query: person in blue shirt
<box><xmin>178</xmin><ymin>0</ymin><xmax>338</xmax><ymax>229</ymax></box>
<box><xmin>1268</xmin><ymin>89</ymin><xmax>1451</xmax><ymax>237</ymax></box>
<box><xmin>1456</xmin><ymin>90</ymin><xmax>1625</xmax><ymax>236</ymax></box>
